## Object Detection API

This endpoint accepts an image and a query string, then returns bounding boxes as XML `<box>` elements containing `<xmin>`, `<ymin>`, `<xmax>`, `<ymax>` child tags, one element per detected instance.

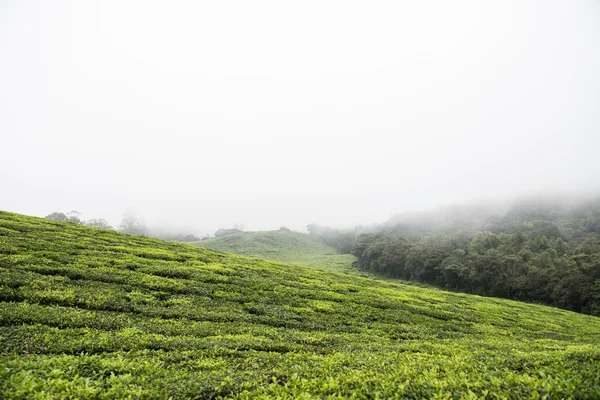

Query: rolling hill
<box><xmin>1</xmin><ymin>210</ymin><xmax>600</xmax><ymax>398</ymax></box>
<box><xmin>192</xmin><ymin>230</ymin><xmax>357</xmax><ymax>274</ymax></box>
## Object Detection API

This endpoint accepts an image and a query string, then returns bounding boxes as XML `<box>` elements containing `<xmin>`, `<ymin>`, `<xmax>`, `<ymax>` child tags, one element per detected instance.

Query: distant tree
<box><xmin>583</xmin><ymin>217</ymin><xmax>600</xmax><ymax>234</ymax></box>
<box><xmin>119</xmin><ymin>208</ymin><xmax>148</xmax><ymax>236</ymax></box>
<box><xmin>352</xmin><ymin>233</ymin><xmax>377</xmax><ymax>259</ymax></box>
<box><xmin>359</xmin><ymin>236</ymin><xmax>410</xmax><ymax>277</ymax></box>
<box><xmin>66</xmin><ymin>210</ymin><xmax>82</xmax><ymax>224</ymax></box>
<box><xmin>590</xmin><ymin>280</ymin><xmax>600</xmax><ymax>315</ymax></box>
<box><xmin>182</xmin><ymin>234</ymin><xmax>200</xmax><ymax>242</ymax></box>
<box><xmin>45</xmin><ymin>211</ymin><xmax>82</xmax><ymax>224</ymax></box>
<box><xmin>576</xmin><ymin>237</ymin><xmax>600</xmax><ymax>255</ymax></box>
<box><xmin>84</xmin><ymin>218</ymin><xmax>113</xmax><ymax>230</ymax></box>
<box><xmin>334</xmin><ymin>233</ymin><xmax>355</xmax><ymax>254</ymax></box>
<box><xmin>45</xmin><ymin>212</ymin><xmax>68</xmax><ymax>222</ymax></box>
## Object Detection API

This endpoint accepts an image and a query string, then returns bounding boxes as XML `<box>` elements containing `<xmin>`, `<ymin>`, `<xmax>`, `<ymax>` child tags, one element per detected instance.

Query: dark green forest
<box><xmin>310</xmin><ymin>196</ymin><xmax>600</xmax><ymax>315</ymax></box>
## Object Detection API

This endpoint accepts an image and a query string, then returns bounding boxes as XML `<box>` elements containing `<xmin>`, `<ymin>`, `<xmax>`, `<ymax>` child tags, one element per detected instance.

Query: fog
<box><xmin>1</xmin><ymin>1</ymin><xmax>599</xmax><ymax>235</ymax></box>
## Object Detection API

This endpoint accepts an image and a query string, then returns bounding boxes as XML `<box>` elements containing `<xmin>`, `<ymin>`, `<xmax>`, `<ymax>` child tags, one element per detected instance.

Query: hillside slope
<box><xmin>192</xmin><ymin>230</ymin><xmax>356</xmax><ymax>274</ymax></box>
<box><xmin>1</xmin><ymin>211</ymin><xmax>600</xmax><ymax>398</ymax></box>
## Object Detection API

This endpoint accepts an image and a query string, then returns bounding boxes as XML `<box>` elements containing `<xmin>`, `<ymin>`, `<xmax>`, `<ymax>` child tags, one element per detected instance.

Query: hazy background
<box><xmin>1</xmin><ymin>0</ymin><xmax>599</xmax><ymax>235</ymax></box>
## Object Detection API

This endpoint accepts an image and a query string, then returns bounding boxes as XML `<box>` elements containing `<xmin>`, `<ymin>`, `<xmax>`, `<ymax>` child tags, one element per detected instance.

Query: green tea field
<box><xmin>192</xmin><ymin>230</ymin><xmax>356</xmax><ymax>275</ymax></box>
<box><xmin>1</xmin><ymin>211</ymin><xmax>600</xmax><ymax>398</ymax></box>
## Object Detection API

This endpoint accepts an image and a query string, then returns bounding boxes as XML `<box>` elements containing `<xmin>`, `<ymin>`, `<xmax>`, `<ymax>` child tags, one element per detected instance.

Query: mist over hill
<box><xmin>2</xmin><ymin>0</ymin><xmax>600</xmax><ymax>397</ymax></box>
<box><xmin>1</xmin><ymin>211</ymin><xmax>600</xmax><ymax>398</ymax></box>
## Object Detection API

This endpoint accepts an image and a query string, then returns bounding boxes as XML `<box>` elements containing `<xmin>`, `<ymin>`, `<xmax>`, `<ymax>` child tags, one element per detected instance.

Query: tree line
<box><xmin>45</xmin><ymin>211</ymin><xmax>114</xmax><ymax>230</ymax></box>
<box><xmin>44</xmin><ymin>209</ymin><xmax>199</xmax><ymax>242</ymax></box>
<box><xmin>309</xmin><ymin>196</ymin><xmax>600</xmax><ymax>316</ymax></box>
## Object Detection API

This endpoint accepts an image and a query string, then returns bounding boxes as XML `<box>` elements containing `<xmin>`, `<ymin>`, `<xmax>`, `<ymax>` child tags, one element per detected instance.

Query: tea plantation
<box><xmin>1</xmin><ymin>211</ymin><xmax>599</xmax><ymax>399</ymax></box>
<box><xmin>192</xmin><ymin>230</ymin><xmax>357</xmax><ymax>274</ymax></box>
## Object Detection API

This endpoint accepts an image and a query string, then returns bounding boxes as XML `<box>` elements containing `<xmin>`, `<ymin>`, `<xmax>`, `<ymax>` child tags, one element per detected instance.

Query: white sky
<box><xmin>1</xmin><ymin>0</ymin><xmax>599</xmax><ymax>234</ymax></box>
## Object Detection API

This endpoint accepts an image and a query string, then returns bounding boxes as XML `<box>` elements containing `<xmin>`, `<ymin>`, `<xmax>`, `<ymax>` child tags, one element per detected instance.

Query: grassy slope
<box><xmin>0</xmin><ymin>211</ymin><xmax>599</xmax><ymax>399</ymax></box>
<box><xmin>192</xmin><ymin>231</ymin><xmax>357</xmax><ymax>274</ymax></box>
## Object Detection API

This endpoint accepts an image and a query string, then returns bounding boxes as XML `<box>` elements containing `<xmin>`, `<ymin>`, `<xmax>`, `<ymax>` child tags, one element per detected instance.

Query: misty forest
<box><xmin>2</xmin><ymin>1</ymin><xmax>600</xmax><ymax>399</ymax></box>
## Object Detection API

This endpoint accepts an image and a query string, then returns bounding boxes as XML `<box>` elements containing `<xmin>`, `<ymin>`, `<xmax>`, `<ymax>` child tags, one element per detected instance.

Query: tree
<box><xmin>45</xmin><ymin>212</ymin><xmax>68</xmax><ymax>222</ymax></box>
<box><xmin>84</xmin><ymin>218</ymin><xmax>113</xmax><ymax>230</ymax></box>
<box><xmin>334</xmin><ymin>233</ymin><xmax>355</xmax><ymax>254</ymax></box>
<box><xmin>352</xmin><ymin>233</ymin><xmax>377</xmax><ymax>259</ymax></box>
<box><xmin>182</xmin><ymin>234</ymin><xmax>200</xmax><ymax>242</ymax></box>
<box><xmin>45</xmin><ymin>211</ymin><xmax>82</xmax><ymax>224</ymax></box>
<box><xmin>66</xmin><ymin>210</ymin><xmax>82</xmax><ymax>224</ymax></box>
<box><xmin>119</xmin><ymin>208</ymin><xmax>148</xmax><ymax>236</ymax></box>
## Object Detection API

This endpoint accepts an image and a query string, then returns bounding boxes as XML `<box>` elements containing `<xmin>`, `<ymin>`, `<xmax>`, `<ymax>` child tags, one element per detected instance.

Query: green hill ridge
<box><xmin>1</xmin><ymin>211</ymin><xmax>599</xmax><ymax>398</ymax></box>
<box><xmin>192</xmin><ymin>230</ymin><xmax>356</xmax><ymax>274</ymax></box>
